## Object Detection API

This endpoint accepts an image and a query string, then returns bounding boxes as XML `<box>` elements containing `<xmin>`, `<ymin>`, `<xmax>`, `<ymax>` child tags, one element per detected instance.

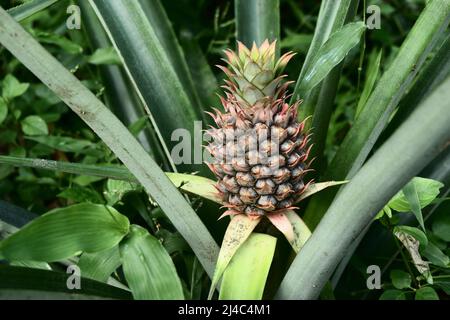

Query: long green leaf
<box><xmin>295</xmin><ymin>0</ymin><xmax>357</xmax><ymax>169</ymax></box>
<box><xmin>138</xmin><ymin>0</ymin><xmax>203</xmax><ymax>113</ymax></box>
<box><xmin>355</xmin><ymin>49</ymin><xmax>383</xmax><ymax>118</ymax></box>
<box><xmin>304</xmin><ymin>1</ymin><xmax>450</xmax><ymax>229</ymax></box>
<box><xmin>0</xmin><ymin>200</ymin><xmax>37</xmax><ymax>229</ymax></box>
<box><xmin>8</xmin><ymin>0</ymin><xmax>59</xmax><ymax>21</ymax></box>
<box><xmin>78</xmin><ymin>0</ymin><xmax>166</xmax><ymax>165</ymax></box>
<box><xmin>293</xmin><ymin>0</ymin><xmax>354</xmax><ymax>105</ymax></box>
<box><xmin>179</xmin><ymin>32</ymin><xmax>220</xmax><ymax>111</ymax></box>
<box><xmin>0</xmin><ymin>265</ymin><xmax>131</xmax><ymax>300</ymax></box>
<box><xmin>0</xmin><ymin>8</ymin><xmax>219</xmax><ymax>277</ymax></box>
<box><xmin>208</xmin><ymin>215</ymin><xmax>261</xmax><ymax>299</ymax></box>
<box><xmin>89</xmin><ymin>0</ymin><xmax>205</xmax><ymax>173</ymax></box>
<box><xmin>0</xmin><ymin>155</ymin><xmax>221</xmax><ymax>203</ymax></box>
<box><xmin>78</xmin><ymin>246</ymin><xmax>121</xmax><ymax>283</ymax></box>
<box><xmin>276</xmin><ymin>75</ymin><xmax>450</xmax><ymax>299</ymax></box>
<box><xmin>235</xmin><ymin>0</ymin><xmax>280</xmax><ymax>52</ymax></box>
<box><xmin>120</xmin><ymin>225</ymin><xmax>184</xmax><ymax>300</ymax></box>
<box><xmin>219</xmin><ymin>233</ymin><xmax>276</xmax><ymax>300</ymax></box>
<box><xmin>0</xmin><ymin>156</ymin><xmax>348</xmax><ymax>206</ymax></box>
<box><xmin>0</xmin><ymin>203</ymin><xmax>129</xmax><ymax>262</ymax></box>
<box><xmin>297</xmin><ymin>22</ymin><xmax>365</xmax><ymax>95</ymax></box>
<box><xmin>381</xmin><ymin>33</ymin><xmax>450</xmax><ymax>142</ymax></box>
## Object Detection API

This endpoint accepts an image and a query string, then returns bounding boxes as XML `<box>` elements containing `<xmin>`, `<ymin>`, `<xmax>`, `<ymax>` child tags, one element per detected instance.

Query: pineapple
<box><xmin>206</xmin><ymin>40</ymin><xmax>312</xmax><ymax>220</ymax></box>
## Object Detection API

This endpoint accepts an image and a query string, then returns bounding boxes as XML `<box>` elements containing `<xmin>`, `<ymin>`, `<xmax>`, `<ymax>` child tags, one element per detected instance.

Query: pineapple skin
<box><xmin>206</xmin><ymin>40</ymin><xmax>312</xmax><ymax>219</ymax></box>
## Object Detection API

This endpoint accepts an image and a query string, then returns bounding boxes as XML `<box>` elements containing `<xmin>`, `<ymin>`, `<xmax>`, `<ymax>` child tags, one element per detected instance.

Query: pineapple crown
<box><xmin>217</xmin><ymin>40</ymin><xmax>296</xmax><ymax>106</ymax></box>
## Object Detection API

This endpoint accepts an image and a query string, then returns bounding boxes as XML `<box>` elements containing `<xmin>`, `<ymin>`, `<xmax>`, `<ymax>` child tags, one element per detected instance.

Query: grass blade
<box><xmin>0</xmin><ymin>8</ymin><xmax>219</xmax><ymax>277</ymax></box>
<box><xmin>235</xmin><ymin>0</ymin><xmax>280</xmax><ymax>52</ymax></box>
<box><xmin>120</xmin><ymin>225</ymin><xmax>184</xmax><ymax>300</ymax></box>
<box><xmin>219</xmin><ymin>233</ymin><xmax>276</xmax><ymax>300</ymax></box>
<box><xmin>276</xmin><ymin>75</ymin><xmax>450</xmax><ymax>300</ymax></box>
<box><xmin>0</xmin><ymin>204</ymin><xmax>130</xmax><ymax>262</ymax></box>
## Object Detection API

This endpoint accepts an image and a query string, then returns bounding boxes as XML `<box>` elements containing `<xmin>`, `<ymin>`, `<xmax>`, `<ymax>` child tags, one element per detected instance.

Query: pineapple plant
<box><xmin>0</xmin><ymin>0</ymin><xmax>449</xmax><ymax>302</ymax></box>
<box><xmin>207</xmin><ymin>40</ymin><xmax>312</xmax><ymax>220</ymax></box>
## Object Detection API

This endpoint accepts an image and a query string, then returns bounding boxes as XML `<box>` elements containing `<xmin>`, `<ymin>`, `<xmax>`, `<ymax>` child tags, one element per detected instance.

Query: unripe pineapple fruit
<box><xmin>206</xmin><ymin>40</ymin><xmax>312</xmax><ymax>220</ymax></box>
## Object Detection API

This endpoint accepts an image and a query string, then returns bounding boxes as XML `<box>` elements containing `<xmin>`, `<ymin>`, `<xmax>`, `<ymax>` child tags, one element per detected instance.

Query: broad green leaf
<box><xmin>2</xmin><ymin>74</ymin><xmax>29</xmax><ymax>101</ymax></box>
<box><xmin>390</xmin><ymin>269</ymin><xmax>411</xmax><ymax>289</ymax></box>
<box><xmin>298</xmin><ymin>22</ymin><xmax>365</xmax><ymax>94</ymax></box>
<box><xmin>0</xmin><ymin>265</ymin><xmax>131</xmax><ymax>300</ymax></box>
<box><xmin>355</xmin><ymin>49</ymin><xmax>382</xmax><ymax>118</ymax></box>
<box><xmin>36</xmin><ymin>32</ymin><xmax>83</xmax><ymax>54</ymax></box>
<box><xmin>0</xmin><ymin>97</ymin><xmax>7</xmax><ymax>124</ymax></box>
<box><xmin>432</xmin><ymin>213</ymin><xmax>450</xmax><ymax>242</ymax></box>
<box><xmin>0</xmin><ymin>203</ymin><xmax>130</xmax><ymax>262</ymax></box>
<box><xmin>9</xmin><ymin>0</ymin><xmax>59</xmax><ymax>22</ymax></box>
<box><xmin>73</xmin><ymin>175</ymin><xmax>105</xmax><ymax>187</ymax></box>
<box><xmin>422</xmin><ymin>241</ymin><xmax>450</xmax><ymax>268</ymax></box>
<box><xmin>208</xmin><ymin>215</ymin><xmax>261</xmax><ymax>299</ymax></box>
<box><xmin>25</xmin><ymin>135</ymin><xmax>97</xmax><ymax>154</ymax></box>
<box><xmin>379</xmin><ymin>289</ymin><xmax>406</xmax><ymax>300</ymax></box>
<box><xmin>296</xmin><ymin>180</ymin><xmax>349</xmax><ymax>203</ymax></box>
<box><xmin>120</xmin><ymin>225</ymin><xmax>184</xmax><ymax>300</ymax></box>
<box><xmin>388</xmin><ymin>177</ymin><xmax>444</xmax><ymax>213</ymax></box>
<box><xmin>104</xmin><ymin>179</ymin><xmax>139</xmax><ymax>205</ymax></box>
<box><xmin>78</xmin><ymin>246</ymin><xmax>121</xmax><ymax>283</ymax></box>
<box><xmin>88</xmin><ymin>47</ymin><xmax>121</xmax><ymax>65</ymax></box>
<box><xmin>21</xmin><ymin>115</ymin><xmax>49</xmax><ymax>136</ymax></box>
<box><xmin>415</xmin><ymin>287</ymin><xmax>439</xmax><ymax>300</ymax></box>
<box><xmin>403</xmin><ymin>180</ymin><xmax>425</xmax><ymax>230</ymax></box>
<box><xmin>219</xmin><ymin>233</ymin><xmax>276</xmax><ymax>300</ymax></box>
<box><xmin>57</xmin><ymin>186</ymin><xmax>104</xmax><ymax>204</ymax></box>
